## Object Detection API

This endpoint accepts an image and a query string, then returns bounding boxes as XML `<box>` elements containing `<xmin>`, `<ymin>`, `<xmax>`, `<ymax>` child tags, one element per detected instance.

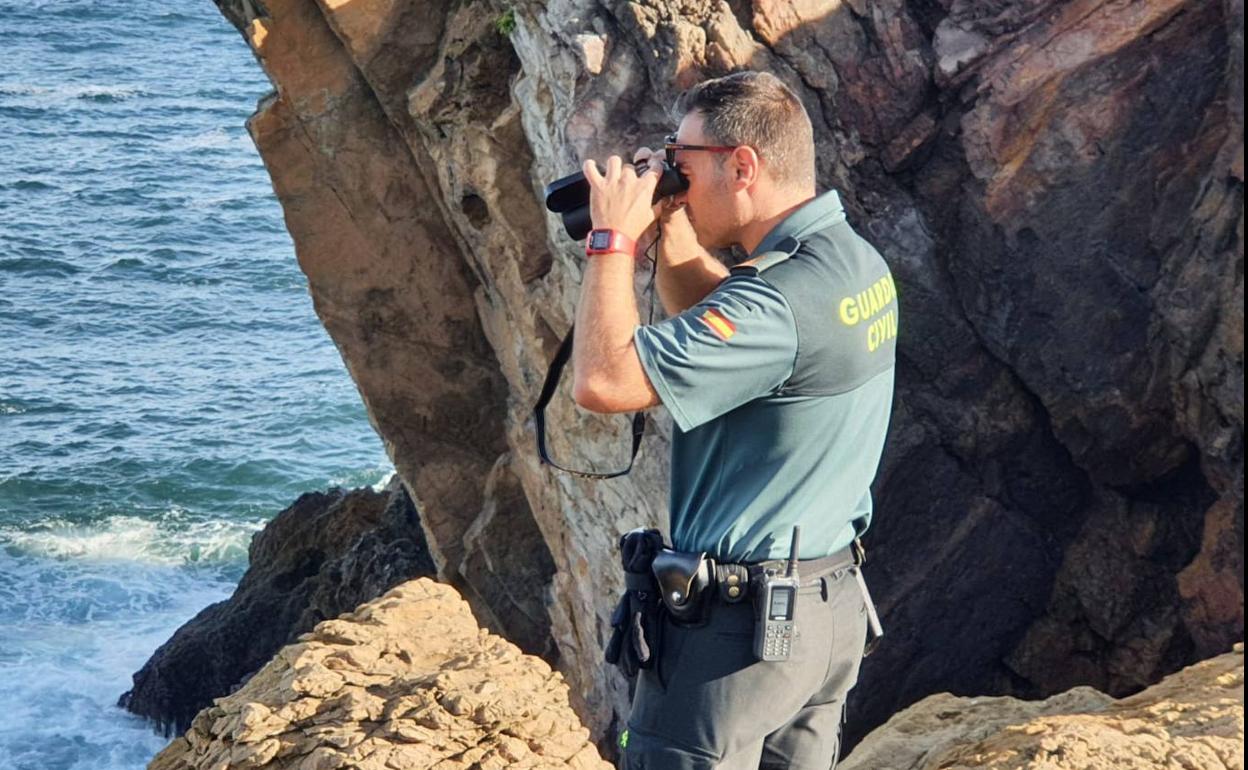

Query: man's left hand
<box><xmin>582</xmin><ymin>155</ymin><xmax>662</xmax><ymax>243</ymax></box>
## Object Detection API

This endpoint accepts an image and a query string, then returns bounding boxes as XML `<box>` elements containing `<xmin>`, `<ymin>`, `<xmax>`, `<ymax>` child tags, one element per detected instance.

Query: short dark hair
<box><xmin>672</xmin><ymin>71</ymin><xmax>815</xmax><ymax>190</ymax></box>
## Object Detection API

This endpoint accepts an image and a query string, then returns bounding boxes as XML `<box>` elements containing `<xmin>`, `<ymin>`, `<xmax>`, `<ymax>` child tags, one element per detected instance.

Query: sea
<box><xmin>0</xmin><ymin>1</ymin><xmax>395</xmax><ymax>768</ymax></box>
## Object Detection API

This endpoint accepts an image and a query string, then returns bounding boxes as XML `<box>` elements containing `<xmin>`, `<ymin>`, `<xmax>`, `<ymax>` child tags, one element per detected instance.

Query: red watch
<box><xmin>585</xmin><ymin>228</ymin><xmax>637</xmax><ymax>257</ymax></box>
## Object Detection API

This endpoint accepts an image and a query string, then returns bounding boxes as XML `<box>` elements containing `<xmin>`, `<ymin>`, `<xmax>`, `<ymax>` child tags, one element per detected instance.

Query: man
<box><xmin>573</xmin><ymin>71</ymin><xmax>898</xmax><ymax>769</ymax></box>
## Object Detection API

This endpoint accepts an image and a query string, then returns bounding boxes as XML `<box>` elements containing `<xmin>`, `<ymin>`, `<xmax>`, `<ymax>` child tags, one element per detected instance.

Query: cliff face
<box><xmin>209</xmin><ymin>0</ymin><xmax>1243</xmax><ymax>746</ymax></box>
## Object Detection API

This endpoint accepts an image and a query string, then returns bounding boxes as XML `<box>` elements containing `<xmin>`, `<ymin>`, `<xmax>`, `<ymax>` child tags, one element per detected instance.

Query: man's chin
<box><xmin>696</xmin><ymin>233</ymin><xmax>728</xmax><ymax>252</ymax></box>
<box><xmin>692</xmin><ymin>226</ymin><xmax>716</xmax><ymax>250</ymax></box>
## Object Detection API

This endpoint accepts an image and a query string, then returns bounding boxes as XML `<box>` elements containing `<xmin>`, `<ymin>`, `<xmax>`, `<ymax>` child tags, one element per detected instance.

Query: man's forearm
<box><xmin>656</xmin><ymin>245</ymin><xmax>729</xmax><ymax>316</ymax></box>
<box><xmin>572</xmin><ymin>253</ymin><xmax>642</xmax><ymax>404</ymax></box>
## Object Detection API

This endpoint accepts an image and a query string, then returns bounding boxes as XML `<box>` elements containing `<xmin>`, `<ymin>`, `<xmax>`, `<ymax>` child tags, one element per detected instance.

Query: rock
<box><xmin>147</xmin><ymin>578</ymin><xmax>610</xmax><ymax>770</ymax></box>
<box><xmin>121</xmin><ymin>479</ymin><xmax>437</xmax><ymax>734</ymax></box>
<box><xmin>932</xmin><ymin>18</ymin><xmax>989</xmax><ymax>83</ymax></box>
<box><xmin>841</xmin><ymin>643</ymin><xmax>1245</xmax><ymax>770</ymax></box>
<box><xmin>207</xmin><ymin>0</ymin><xmax>1244</xmax><ymax>751</ymax></box>
<box><xmin>233</xmin><ymin>0</ymin><xmax>559</xmax><ymax>688</ymax></box>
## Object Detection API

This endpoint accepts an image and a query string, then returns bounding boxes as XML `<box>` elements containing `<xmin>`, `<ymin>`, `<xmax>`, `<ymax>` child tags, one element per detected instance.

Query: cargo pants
<box><xmin>618</xmin><ymin>566</ymin><xmax>870</xmax><ymax>769</ymax></box>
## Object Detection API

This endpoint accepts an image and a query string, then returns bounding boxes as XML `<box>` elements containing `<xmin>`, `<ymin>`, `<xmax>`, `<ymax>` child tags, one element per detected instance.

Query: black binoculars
<box><xmin>543</xmin><ymin>160</ymin><xmax>689</xmax><ymax>241</ymax></box>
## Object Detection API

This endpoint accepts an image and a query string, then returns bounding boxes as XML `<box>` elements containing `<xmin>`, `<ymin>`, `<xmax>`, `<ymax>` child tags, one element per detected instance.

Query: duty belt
<box><xmin>715</xmin><ymin>540</ymin><xmax>863</xmax><ymax>604</ymax></box>
<box><xmin>651</xmin><ymin>541</ymin><xmax>865</xmax><ymax>614</ymax></box>
<box><xmin>643</xmin><ymin>535</ymin><xmax>884</xmax><ymax>658</ymax></box>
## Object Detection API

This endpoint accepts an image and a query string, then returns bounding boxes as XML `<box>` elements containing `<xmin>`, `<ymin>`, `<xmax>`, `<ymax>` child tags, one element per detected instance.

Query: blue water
<box><xmin>0</xmin><ymin>1</ymin><xmax>393</xmax><ymax>767</ymax></box>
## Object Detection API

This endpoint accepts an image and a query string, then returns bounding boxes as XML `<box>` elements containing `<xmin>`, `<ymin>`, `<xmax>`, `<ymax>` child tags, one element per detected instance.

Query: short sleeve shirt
<box><xmin>634</xmin><ymin>190</ymin><xmax>898</xmax><ymax>562</ymax></box>
<box><xmin>632</xmin><ymin>276</ymin><xmax>798</xmax><ymax>432</ymax></box>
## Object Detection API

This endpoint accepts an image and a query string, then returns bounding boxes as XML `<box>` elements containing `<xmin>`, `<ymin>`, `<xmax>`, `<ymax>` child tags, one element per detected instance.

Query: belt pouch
<box><xmin>715</xmin><ymin>563</ymin><xmax>750</xmax><ymax>603</ymax></box>
<box><xmin>651</xmin><ymin>549</ymin><xmax>712</xmax><ymax>625</ymax></box>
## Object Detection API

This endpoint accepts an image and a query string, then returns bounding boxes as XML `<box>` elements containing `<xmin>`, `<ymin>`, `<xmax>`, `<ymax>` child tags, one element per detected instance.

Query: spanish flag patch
<box><xmin>699</xmin><ymin>307</ymin><xmax>736</xmax><ymax>341</ymax></box>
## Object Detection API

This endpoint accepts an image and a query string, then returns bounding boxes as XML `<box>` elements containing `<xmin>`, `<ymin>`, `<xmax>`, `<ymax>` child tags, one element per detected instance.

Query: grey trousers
<box><xmin>619</xmin><ymin>567</ymin><xmax>869</xmax><ymax>770</ymax></box>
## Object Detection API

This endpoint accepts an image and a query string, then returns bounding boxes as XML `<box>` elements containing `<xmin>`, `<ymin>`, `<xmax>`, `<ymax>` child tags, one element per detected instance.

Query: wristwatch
<box><xmin>585</xmin><ymin>228</ymin><xmax>637</xmax><ymax>257</ymax></box>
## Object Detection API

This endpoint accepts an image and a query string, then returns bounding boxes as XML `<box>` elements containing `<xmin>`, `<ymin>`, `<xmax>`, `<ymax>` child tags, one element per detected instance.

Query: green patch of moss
<box><xmin>495</xmin><ymin>7</ymin><xmax>516</xmax><ymax>36</ymax></box>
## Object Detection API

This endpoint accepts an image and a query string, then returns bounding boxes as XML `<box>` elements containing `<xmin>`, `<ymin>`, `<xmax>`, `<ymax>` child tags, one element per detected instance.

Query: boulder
<box><xmin>147</xmin><ymin>578</ymin><xmax>609</xmax><ymax>770</ymax></box>
<box><xmin>842</xmin><ymin>642</ymin><xmax>1244</xmax><ymax>770</ymax></box>
<box><xmin>121</xmin><ymin>480</ymin><xmax>439</xmax><ymax>734</ymax></box>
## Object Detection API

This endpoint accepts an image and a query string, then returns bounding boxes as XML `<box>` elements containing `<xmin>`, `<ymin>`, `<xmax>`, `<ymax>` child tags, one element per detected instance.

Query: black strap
<box><xmin>533</xmin><ymin>323</ymin><xmax>647</xmax><ymax>479</ymax></box>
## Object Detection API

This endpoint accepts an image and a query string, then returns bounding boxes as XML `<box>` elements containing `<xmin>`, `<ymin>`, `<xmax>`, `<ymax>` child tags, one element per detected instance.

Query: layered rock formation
<box><xmin>201</xmin><ymin>0</ymin><xmax>1243</xmax><ymax>748</ymax></box>
<box><xmin>841</xmin><ymin>642</ymin><xmax>1245</xmax><ymax>770</ymax></box>
<box><xmin>149</xmin><ymin>579</ymin><xmax>1239</xmax><ymax>770</ymax></box>
<box><xmin>148</xmin><ymin>578</ymin><xmax>609</xmax><ymax>770</ymax></box>
<box><xmin>122</xmin><ymin>480</ymin><xmax>440</xmax><ymax>733</ymax></box>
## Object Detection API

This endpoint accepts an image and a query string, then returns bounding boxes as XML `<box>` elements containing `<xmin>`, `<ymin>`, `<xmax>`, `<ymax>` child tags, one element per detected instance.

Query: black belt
<box><xmin>746</xmin><ymin>543</ymin><xmax>860</xmax><ymax>581</ymax></box>
<box><xmin>713</xmin><ymin>541</ymin><xmax>864</xmax><ymax>603</ymax></box>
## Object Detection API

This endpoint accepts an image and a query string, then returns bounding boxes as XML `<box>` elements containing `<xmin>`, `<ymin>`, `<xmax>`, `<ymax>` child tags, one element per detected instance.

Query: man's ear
<box><xmin>731</xmin><ymin>145</ymin><xmax>761</xmax><ymax>188</ymax></box>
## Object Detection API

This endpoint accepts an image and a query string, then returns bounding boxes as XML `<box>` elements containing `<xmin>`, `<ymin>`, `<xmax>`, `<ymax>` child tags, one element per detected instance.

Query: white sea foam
<box><xmin>0</xmin><ymin>82</ymin><xmax>146</xmax><ymax>106</ymax></box>
<box><xmin>165</xmin><ymin>128</ymin><xmax>254</xmax><ymax>152</ymax></box>
<box><xmin>328</xmin><ymin>461</ymin><xmax>396</xmax><ymax>492</ymax></box>
<box><xmin>0</xmin><ymin>538</ymin><xmax>238</xmax><ymax>770</ymax></box>
<box><xmin>0</xmin><ymin>509</ymin><xmax>263</xmax><ymax>567</ymax></box>
<box><xmin>372</xmin><ymin>470</ymin><xmax>397</xmax><ymax>492</ymax></box>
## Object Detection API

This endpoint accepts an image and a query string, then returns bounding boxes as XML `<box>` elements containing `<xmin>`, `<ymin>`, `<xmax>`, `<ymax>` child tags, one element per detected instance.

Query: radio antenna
<box><xmin>786</xmin><ymin>526</ymin><xmax>801</xmax><ymax>578</ymax></box>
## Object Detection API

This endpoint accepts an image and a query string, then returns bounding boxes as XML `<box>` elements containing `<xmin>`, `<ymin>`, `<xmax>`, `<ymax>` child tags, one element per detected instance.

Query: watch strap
<box><xmin>586</xmin><ymin>229</ymin><xmax>637</xmax><ymax>257</ymax></box>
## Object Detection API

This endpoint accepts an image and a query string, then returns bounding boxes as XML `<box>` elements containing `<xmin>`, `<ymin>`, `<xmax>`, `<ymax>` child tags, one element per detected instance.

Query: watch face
<box><xmin>590</xmin><ymin>230</ymin><xmax>612</xmax><ymax>250</ymax></box>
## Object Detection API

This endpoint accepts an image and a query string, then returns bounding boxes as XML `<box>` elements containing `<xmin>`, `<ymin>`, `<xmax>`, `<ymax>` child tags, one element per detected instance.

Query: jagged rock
<box><xmin>841</xmin><ymin>642</ymin><xmax>1245</xmax><ymax>770</ymax></box>
<box><xmin>207</xmin><ymin>0</ymin><xmax>1243</xmax><ymax>750</ymax></box>
<box><xmin>147</xmin><ymin>578</ymin><xmax>609</xmax><ymax>770</ymax></box>
<box><xmin>121</xmin><ymin>479</ymin><xmax>438</xmax><ymax>733</ymax></box>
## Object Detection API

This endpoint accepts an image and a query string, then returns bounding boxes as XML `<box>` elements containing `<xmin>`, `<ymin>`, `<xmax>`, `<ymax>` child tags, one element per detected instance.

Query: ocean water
<box><xmin>0</xmin><ymin>1</ymin><xmax>394</xmax><ymax>768</ymax></box>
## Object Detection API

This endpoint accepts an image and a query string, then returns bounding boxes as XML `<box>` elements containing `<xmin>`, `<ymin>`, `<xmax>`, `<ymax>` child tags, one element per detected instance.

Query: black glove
<box><xmin>604</xmin><ymin>528</ymin><xmax>666</xmax><ymax>677</ymax></box>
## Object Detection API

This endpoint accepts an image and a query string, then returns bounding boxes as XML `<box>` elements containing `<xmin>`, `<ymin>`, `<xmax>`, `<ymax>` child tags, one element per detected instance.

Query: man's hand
<box><xmin>583</xmin><ymin>155</ymin><xmax>662</xmax><ymax>243</ymax></box>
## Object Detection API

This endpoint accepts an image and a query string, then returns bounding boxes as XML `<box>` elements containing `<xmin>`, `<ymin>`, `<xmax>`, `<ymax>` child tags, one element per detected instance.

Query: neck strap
<box><xmin>533</xmin><ymin>324</ymin><xmax>646</xmax><ymax>479</ymax></box>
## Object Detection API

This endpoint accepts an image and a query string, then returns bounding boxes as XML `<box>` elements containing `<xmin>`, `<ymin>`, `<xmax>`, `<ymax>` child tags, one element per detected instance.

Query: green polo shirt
<box><xmin>634</xmin><ymin>190</ymin><xmax>898</xmax><ymax>562</ymax></box>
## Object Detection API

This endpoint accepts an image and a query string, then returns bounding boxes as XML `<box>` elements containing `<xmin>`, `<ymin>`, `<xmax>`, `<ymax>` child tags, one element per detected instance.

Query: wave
<box><xmin>0</xmin><ymin>509</ymin><xmax>263</xmax><ymax>568</ymax></box>
<box><xmin>0</xmin><ymin>256</ymin><xmax>82</xmax><ymax>276</ymax></box>
<box><xmin>328</xmin><ymin>463</ymin><xmax>397</xmax><ymax>492</ymax></box>
<box><xmin>164</xmin><ymin>128</ymin><xmax>255</xmax><ymax>152</ymax></box>
<box><xmin>372</xmin><ymin>470</ymin><xmax>398</xmax><ymax>492</ymax></box>
<box><xmin>0</xmin><ymin>82</ymin><xmax>148</xmax><ymax>106</ymax></box>
<box><xmin>6</xmin><ymin>179</ymin><xmax>57</xmax><ymax>191</ymax></box>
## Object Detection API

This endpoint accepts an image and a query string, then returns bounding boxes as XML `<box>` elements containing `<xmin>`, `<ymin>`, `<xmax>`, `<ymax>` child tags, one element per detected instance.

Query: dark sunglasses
<box><xmin>664</xmin><ymin>133</ymin><xmax>737</xmax><ymax>166</ymax></box>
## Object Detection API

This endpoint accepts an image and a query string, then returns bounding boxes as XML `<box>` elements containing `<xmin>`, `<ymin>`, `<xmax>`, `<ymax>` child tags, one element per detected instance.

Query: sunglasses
<box><xmin>664</xmin><ymin>133</ymin><xmax>737</xmax><ymax>166</ymax></box>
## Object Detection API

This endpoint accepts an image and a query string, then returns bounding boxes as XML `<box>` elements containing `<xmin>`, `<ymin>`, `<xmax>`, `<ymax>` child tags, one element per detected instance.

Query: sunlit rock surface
<box><xmin>148</xmin><ymin>578</ymin><xmax>609</xmax><ymax>770</ymax></box>
<box><xmin>842</xmin><ymin>643</ymin><xmax>1244</xmax><ymax>770</ymax></box>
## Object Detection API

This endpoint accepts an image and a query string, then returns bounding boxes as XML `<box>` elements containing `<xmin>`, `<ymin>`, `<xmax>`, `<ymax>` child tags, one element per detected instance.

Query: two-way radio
<box><xmin>753</xmin><ymin>526</ymin><xmax>802</xmax><ymax>662</ymax></box>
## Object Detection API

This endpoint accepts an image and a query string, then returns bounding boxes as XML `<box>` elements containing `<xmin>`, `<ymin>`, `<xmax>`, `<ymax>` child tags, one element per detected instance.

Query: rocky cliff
<box><xmin>200</xmin><ymin>0</ymin><xmax>1243</xmax><ymax>747</ymax></box>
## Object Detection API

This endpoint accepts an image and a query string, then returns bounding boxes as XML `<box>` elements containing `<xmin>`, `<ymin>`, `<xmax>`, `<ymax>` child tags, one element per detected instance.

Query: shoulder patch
<box><xmin>698</xmin><ymin>307</ymin><xmax>737</xmax><ymax>340</ymax></box>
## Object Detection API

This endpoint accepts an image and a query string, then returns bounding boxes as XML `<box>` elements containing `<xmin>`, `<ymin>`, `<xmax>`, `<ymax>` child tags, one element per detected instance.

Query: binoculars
<box><xmin>543</xmin><ymin>160</ymin><xmax>689</xmax><ymax>241</ymax></box>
